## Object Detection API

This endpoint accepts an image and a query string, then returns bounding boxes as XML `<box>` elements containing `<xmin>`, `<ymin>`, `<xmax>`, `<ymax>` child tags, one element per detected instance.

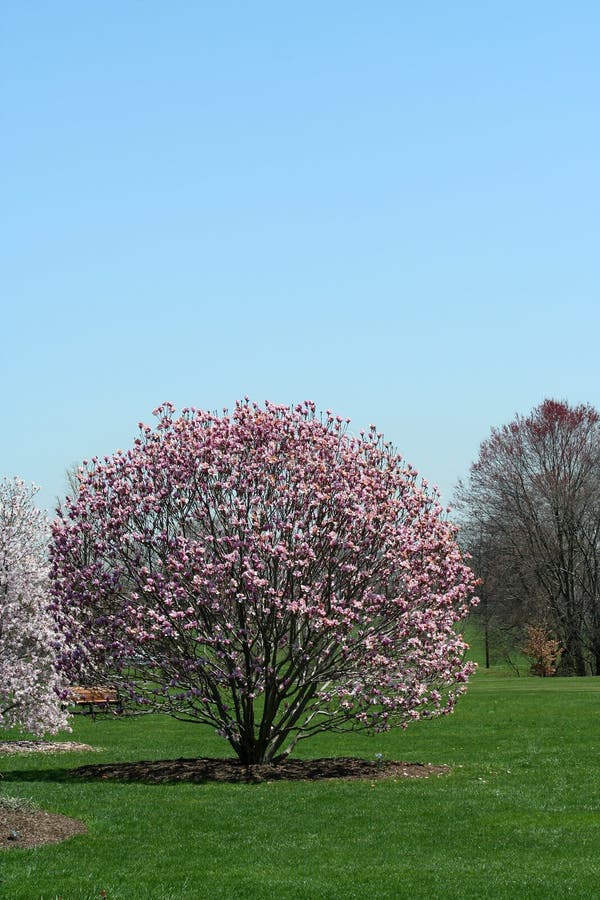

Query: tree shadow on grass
<box><xmin>2</xmin><ymin>757</ymin><xmax>450</xmax><ymax>785</ymax></box>
<box><xmin>0</xmin><ymin>766</ymin><xmax>79</xmax><ymax>785</ymax></box>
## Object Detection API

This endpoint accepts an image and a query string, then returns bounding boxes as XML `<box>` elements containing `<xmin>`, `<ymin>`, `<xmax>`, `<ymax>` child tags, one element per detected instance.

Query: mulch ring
<box><xmin>71</xmin><ymin>756</ymin><xmax>450</xmax><ymax>784</ymax></box>
<box><xmin>0</xmin><ymin>805</ymin><xmax>87</xmax><ymax>850</ymax></box>
<box><xmin>0</xmin><ymin>740</ymin><xmax>98</xmax><ymax>755</ymax></box>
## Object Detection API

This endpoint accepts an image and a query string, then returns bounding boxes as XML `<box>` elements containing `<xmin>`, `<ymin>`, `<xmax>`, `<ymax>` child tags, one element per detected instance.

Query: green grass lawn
<box><xmin>2</xmin><ymin>657</ymin><xmax>600</xmax><ymax>898</ymax></box>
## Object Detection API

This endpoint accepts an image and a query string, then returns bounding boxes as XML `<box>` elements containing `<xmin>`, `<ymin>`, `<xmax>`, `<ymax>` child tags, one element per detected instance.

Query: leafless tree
<box><xmin>455</xmin><ymin>399</ymin><xmax>600</xmax><ymax>675</ymax></box>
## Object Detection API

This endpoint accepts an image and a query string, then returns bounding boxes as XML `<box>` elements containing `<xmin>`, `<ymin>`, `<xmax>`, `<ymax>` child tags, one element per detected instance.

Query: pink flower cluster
<box><xmin>0</xmin><ymin>478</ymin><xmax>69</xmax><ymax>735</ymax></box>
<box><xmin>51</xmin><ymin>401</ymin><xmax>476</xmax><ymax>763</ymax></box>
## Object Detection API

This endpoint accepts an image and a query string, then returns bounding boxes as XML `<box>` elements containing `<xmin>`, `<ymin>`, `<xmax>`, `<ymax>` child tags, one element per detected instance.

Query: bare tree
<box><xmin>455</xmin><ymin>399</ymin><xmax>600</xmax><ymax>675</ymax></box>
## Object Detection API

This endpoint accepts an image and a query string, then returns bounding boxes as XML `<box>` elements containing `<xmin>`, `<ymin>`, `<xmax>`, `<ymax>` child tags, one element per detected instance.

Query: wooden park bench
<box><xmin>68</xmin><ymin>686</ymin><xmax>121</xmax><ymax>717</ymax></box>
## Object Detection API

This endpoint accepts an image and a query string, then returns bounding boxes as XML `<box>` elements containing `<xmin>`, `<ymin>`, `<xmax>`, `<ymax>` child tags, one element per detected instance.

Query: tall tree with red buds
<box><xmin>0</xmin><ymin>478</ymin><xmax>69</xmax><ymax>735</ymax></box>
<box><xmin>51</xmin><ymin>401</ymin><xmax>476</xmax><ymax>764</ymax></box>
<box><xmin>456</xmin><ymin>399</ymin><xmax>600</xmax><ymax>675</ymax></box>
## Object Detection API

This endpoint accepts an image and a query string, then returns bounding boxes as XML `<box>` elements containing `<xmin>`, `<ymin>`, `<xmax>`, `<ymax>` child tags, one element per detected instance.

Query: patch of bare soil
<box><xmin>0</xmin><ymin>740</ymin><xmax>97</xmax><ymax>755</ymax></box>
<box><xmin>71</xmin><ymin>756</ymin><xmax>450</xmax><ymax>784</ymax></box>
<box><xmin>0</xmin><ymin>806</ymin><xmax>87</xmax><ymax>850</ymax></box>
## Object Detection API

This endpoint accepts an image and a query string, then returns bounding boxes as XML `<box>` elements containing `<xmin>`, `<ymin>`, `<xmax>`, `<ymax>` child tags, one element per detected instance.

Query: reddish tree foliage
<box><xmin>522</xmin><ymin>625</ymin><xmax>562</xmax><ymax>677</ymax></box>
<box><xmin>51</xmin><ymin>401</ymin><xmax>476</xmax><ymax>763</ymax></box>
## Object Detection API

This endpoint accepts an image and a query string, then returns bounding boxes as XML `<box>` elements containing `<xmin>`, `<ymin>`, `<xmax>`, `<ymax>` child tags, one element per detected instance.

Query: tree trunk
<box><xmin>231</xmin><ymin>732</ymin><xmax>274</xmax><ymax>765</ymax></box>
<box><xmin>559</xmin><ymin>638</ymin><xmax>586</xmax><ymax>676</ymax></box>
<box><xmin>592</xmin><ymin>644</ymin><xmax>600</xmax><ymax>677</ymax></box>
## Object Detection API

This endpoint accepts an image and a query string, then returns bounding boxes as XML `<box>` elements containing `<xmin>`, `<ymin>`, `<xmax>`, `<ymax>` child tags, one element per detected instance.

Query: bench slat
<box><xmin>69</xmin><ymin>687</ymin><xmax>119</xmax><ymax>704</ymax></box>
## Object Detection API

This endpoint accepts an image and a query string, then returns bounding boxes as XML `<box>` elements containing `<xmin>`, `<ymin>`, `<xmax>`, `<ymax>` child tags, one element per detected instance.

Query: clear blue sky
<box><xmin>2</xmin><ymin>2</ymin><xmax>599</xmax><ymax>513</ymax></box>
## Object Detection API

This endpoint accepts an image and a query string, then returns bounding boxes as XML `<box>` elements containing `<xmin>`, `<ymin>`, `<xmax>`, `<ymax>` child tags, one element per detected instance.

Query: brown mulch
<box><xmin>0</xmin><ymin>806</ymin><xmax>87</xmax><ymax>850</ymax></box>
<box><xmin>0</xmin><ymin>740</ymin><xmax>97</xmax><ymax>755</ymax></box>
<box><xmin>71</xmin><ymin>756</ymin><xmax>450</xmax><ymax>784</ymax></box>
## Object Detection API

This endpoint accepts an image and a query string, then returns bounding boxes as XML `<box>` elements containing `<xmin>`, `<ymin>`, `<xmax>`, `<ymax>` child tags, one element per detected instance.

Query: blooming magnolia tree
<box><xmin>0</xmin><ymin>478</ymin><xmax>69</xmax><ymax>735</ymax></box>
<box><xmin>51</xmin><ymin>401</ymin><xmax>476</xmax><ymax>764</ymax></box>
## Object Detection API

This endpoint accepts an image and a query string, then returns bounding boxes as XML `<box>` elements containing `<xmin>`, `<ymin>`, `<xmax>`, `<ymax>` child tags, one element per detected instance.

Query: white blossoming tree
<box><xmin>0</xmin><ymin>478</ymin><xmax>69</xmax><ymax>735</ymax></box>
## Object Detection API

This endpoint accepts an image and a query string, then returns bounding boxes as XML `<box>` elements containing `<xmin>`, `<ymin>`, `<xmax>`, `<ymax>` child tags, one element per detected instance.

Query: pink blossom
<box><xmin>51</xmin><ymin>400</ymin><xmax>476</xmax><ymax>763</ymax></box>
